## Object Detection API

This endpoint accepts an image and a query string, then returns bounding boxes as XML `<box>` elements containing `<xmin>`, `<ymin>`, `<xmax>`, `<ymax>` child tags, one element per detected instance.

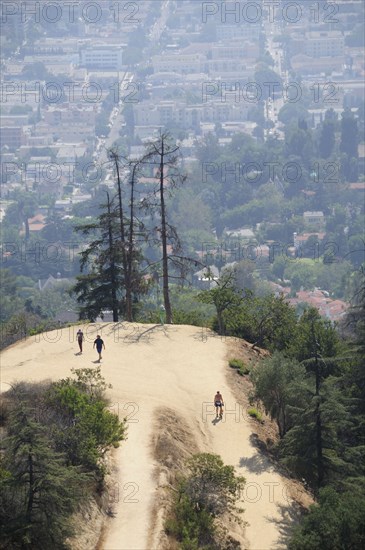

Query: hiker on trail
<box><xmin>93</xmin><ymin>335</ymin><xmax>105</xmax><ymax>362</ymax></box>
<box><xmin>76</xmin><ymin>329</ymin><xmax>84</xmax><ymax>353</ymax></box>
<box><xmin>159</xmin><ymin>304</ymin><xmax>166</xmax><ymax>325</ymax></box>
<box><xmin>214</xmin><ymin>391</ymin><xmax>224</xmax><ymax>418</ymax></box>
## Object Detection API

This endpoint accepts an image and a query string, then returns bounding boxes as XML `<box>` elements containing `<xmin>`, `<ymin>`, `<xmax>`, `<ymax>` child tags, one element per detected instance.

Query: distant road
<box><xmin>149</xmin><ymin>0</ymin><xmax>170</xmax><ymax>42</ymax></box>
<box><xmin>97</xmin><ymin>71</ymin><xmax>132</xmax><ymax>167</ymax></box>
<box><xmin>264</xmin><ymin>20</ymin><xmax>286</xmax><ymax>139</ymax></box>
<box><xmin>98</xmin><ymin>0</ymin><xmax>170</xmax><ymax>166</ymax></box>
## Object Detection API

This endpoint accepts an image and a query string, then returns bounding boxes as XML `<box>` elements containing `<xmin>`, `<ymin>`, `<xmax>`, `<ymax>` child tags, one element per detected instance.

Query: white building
<box><xmin>211</xmin><ymin>42</ymin><xmax>259</xmax><ymax>60</ymax></box>
<box><xmin>80</xmin><ymin>45</ymin><xmax>124</xmax><ymax>70</ymax></box>
<box><xmin>216</xmin><ymin>24</ymin><xmax>261</xmax><ymax>42</ymax></box>
<box><xmin>151</xmin><ymin>53</ymin><xmax>206</xmax><ymax>74</ymax></box>
<box><xmin>305</xmin><ymin>31</ymin><xmax>344</xmax><ymax>58</ymax></box>
<box><xmin>133</xmin><ymin>98</ymin><xmax>249</xmax><ymax>128</ymax></box>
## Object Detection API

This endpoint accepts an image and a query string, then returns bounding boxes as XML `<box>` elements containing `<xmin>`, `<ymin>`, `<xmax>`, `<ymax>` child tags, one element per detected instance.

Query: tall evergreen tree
<box><xmin>341</xmin><ymin>274</ymin><xmax>365</xmax><ymax>484</ymax></box>
<box><xmin>109</xmin><ymin>151</ymin><xmax>129</xmax><ymax>318</ymax></box>
<box><xmin>288</xmin><ymin>308</ymin><xmax>339</xmax><ymax>364</ymax></box>
<box><xmin>340</xmin><ymin>109</ymin><xmax>359</xmax><ymax>158</ymax></box>
<box><xmin>340</xmin><ymin>109</ymin><xmax>359</xmax><ymax>181</ymax></box>
<box><xmin>289</xmin><ymin>487</ymin><xmax>365</xmax><ymax>550</ymax></box>
<box><xmin>73</xmin><ymin>193</ymin><xmax>123</xmax><ymax>321</ymax></box>
<box><xmin>250</xmin><ymin>352</ymin><xmax>308</xmax><ymax>438</ymax></box>
<box><xmin>279</xmin><ymin>375</ymin><xmax>350</xmax><ymax>492</ymax></box>
<box><xmin>4</xmin><ymin>190</ymin><xmax>37</xmax><ymax>241</ymax></box>
<box><xmin>0</xmin><ymin>405</ymin><xmax>83</xmax><ymax>548</ymax></box>
<box><xmin>318</xmin><ymin>120</ymin><xmax>335</xmax><ymax>159</ymax></box>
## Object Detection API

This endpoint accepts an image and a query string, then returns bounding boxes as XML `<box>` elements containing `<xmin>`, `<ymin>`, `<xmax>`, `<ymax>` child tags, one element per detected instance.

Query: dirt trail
<box><xmin>1</xmin><ymin>323</ymin><xmax>298</xmax><ymax>549</ymax></box>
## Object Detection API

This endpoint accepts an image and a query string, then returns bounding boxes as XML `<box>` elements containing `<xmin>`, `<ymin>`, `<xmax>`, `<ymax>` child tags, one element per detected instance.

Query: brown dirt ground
<box><xmin>224</xmin><ymin>336</ymin><xmax>314</xmax><ymax>510</ymax></box>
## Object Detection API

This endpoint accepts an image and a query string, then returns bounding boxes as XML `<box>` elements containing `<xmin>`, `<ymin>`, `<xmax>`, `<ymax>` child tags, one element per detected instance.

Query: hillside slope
<box><xmin>1</xmin><ymin>322</ymin><xmax>300</xmax><ymax>549</ymax></box>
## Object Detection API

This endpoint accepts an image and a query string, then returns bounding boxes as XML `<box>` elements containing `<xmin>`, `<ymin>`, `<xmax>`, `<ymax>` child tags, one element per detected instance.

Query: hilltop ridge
<box><xmin>1</xmin><ymin>322</ymin><xmax>308</xmax><ymax>549</ymax></box>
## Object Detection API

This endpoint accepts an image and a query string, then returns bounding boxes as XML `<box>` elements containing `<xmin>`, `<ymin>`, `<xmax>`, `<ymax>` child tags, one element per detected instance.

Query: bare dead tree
<box><xmin>142</xmin><ymin>132</ymin><xmax>205</xmax><ymax>324</ymax></box>
<box><xmin>108</xmin><ymin>149</ymin><xmax>151</xmax><ymax>321</ymax></box>
<box><xmin>125</xmin><ymin>154</ymin><xmax>152</xmax><ymax>320</ymax></box>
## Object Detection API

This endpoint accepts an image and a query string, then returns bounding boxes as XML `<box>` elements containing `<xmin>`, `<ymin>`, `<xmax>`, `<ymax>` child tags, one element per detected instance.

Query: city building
<box><xmin>44</xmin><ymin>106</ymin><xmax>97</xmax><ymax>126</ymax></box>
<box><xmin>305</xmin><ymin>31</ymin><xmax>345</xmax><ymax>58</ymax></box>
<box><xmin>0</xmin><ymin>126</ymin><xmax>26</xmax><ymax>150</ymax></box>
<box><xmin>79</xmin><ymin>45</ymin><xmax>124</xmax><ymax>70</ymax></box>
<box><xmin>303</xmin><ymin>211</ymin><xmax>325</xmax><ymax>228</ymax></box>
<box><xmin>211</xmin><ymin>42</ymin><xmax>259</xmax><ymax>60</ymax></box>
<box><xmin>151</xmin><ymin>53</ymin><xmax>206</xmax><ymax>74</ymax></box>
<box><xmin>216</xmin><ymin>24</ymin><xmax>261</xmax><ymax>42</ymax></box>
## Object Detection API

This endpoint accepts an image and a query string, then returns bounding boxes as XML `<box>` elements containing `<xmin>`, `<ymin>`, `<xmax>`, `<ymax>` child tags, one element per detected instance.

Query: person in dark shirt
<box><xmin>93</xmin><ymin>335</ymin><xmax>105</xmax><ymax>362</ymax></box>
<box><xmin>76</xmin><ymin>329</ymin><xmax>84</xmax><ymax>353</ymax></box>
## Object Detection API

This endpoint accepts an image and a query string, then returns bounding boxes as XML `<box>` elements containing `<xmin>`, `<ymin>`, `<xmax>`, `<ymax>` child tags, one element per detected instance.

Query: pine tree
<box><xmin>0</xmin><ymin>405</ymin><xmax>84</xmax><ymax>548</ymax></box>
<box><xmin>250</xmin><ymin>352</ymin><xmax>307</xmax><ymax>438</ymax></box>
<box><xmin>275</xmin><ymin>309</ymin><xmax>351</xmax><ymax>491</ymax></box>
<box><xmin>340</xmin><ymin>109</ymin><xmax>359</xmax><ymax>158</ymax></box>
<box><xmin>318</xmin><ymin>120</ymin><xmax>335</xmax><ymax>159</ymax></box>
<box><xmin>289</xmin><ymin>487</ymin><xmax>365</xmax><ymax>550</ymax></box>
<box><xmin>73</xmin><ymin>192</ymin><xmax>123</xmax><ymax>321</ymax></box>
<box><xmin>279</xmin><ymin>375</ymin><xmax>350</xmax><ymax>492</ymax></box>
<box><xmin>340</xmin><ymin>109</ymin><xmax>359</xmax><ymax>181</ymax></box>
<box><xmin>341</xmin><ymin>274</ymin><xmax>365</xmax><ymax>485</ymax></box>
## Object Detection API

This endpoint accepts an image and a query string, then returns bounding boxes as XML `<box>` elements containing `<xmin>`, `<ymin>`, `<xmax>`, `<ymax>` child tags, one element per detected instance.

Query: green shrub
<box><xmin>247</xmin><ymin>408</ymin><xmax>262</xmax><ymax>421</ymax></box>
<box><xmin>165</xmin><ymin>453</ymin><xmax>245</xmax><ymax>549</ymax></box>
<box><xmin>239</xmin><ymin>366</ymin><xmax>250</xmax><ymax>376</ymax></box>
<box><xmin>46</xmin><ymin>376</ymin><xmax>126</xmax><ymax>472</ymax></box>
<box><xmin>172</xmin><ymin>309</ymin><xmax>210</xmax><ymax>327</ymax></box>
<box><xmin>0</xmin><ymin>398</ymin><xmax>9</xmax><ymax>426</ymax></box>
<box><xmin>140</xmin><ymin>309</ymin><xmax>212</xmax><ymax>327</ymax></box>
<box><xmin>229</xmin><ymin>359</ymin><xmax>250</xmax><ymax>376</ymax></box>
<box><xmin>165</xmin><ymin>490</ymin><xmax>214</xmax><ymax>548</ymax></box>
<box><xmin>229</xmin><ymin>358</ymin><xmax>244</xmax><ymax>369</ymax></box>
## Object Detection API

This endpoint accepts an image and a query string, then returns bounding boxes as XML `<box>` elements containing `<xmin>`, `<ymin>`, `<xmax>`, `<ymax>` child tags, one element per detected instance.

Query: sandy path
<box><xmin>1</xmin><ymin>323</ymin><xmax>294</xmax><ymax>549</ymax></box>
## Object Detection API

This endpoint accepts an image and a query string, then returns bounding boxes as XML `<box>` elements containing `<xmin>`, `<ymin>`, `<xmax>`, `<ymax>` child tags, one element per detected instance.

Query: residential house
<box><xmin>303</xmin><ymin>211</ymin><xmax>325</xmax><ymax>229</ymax></box>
